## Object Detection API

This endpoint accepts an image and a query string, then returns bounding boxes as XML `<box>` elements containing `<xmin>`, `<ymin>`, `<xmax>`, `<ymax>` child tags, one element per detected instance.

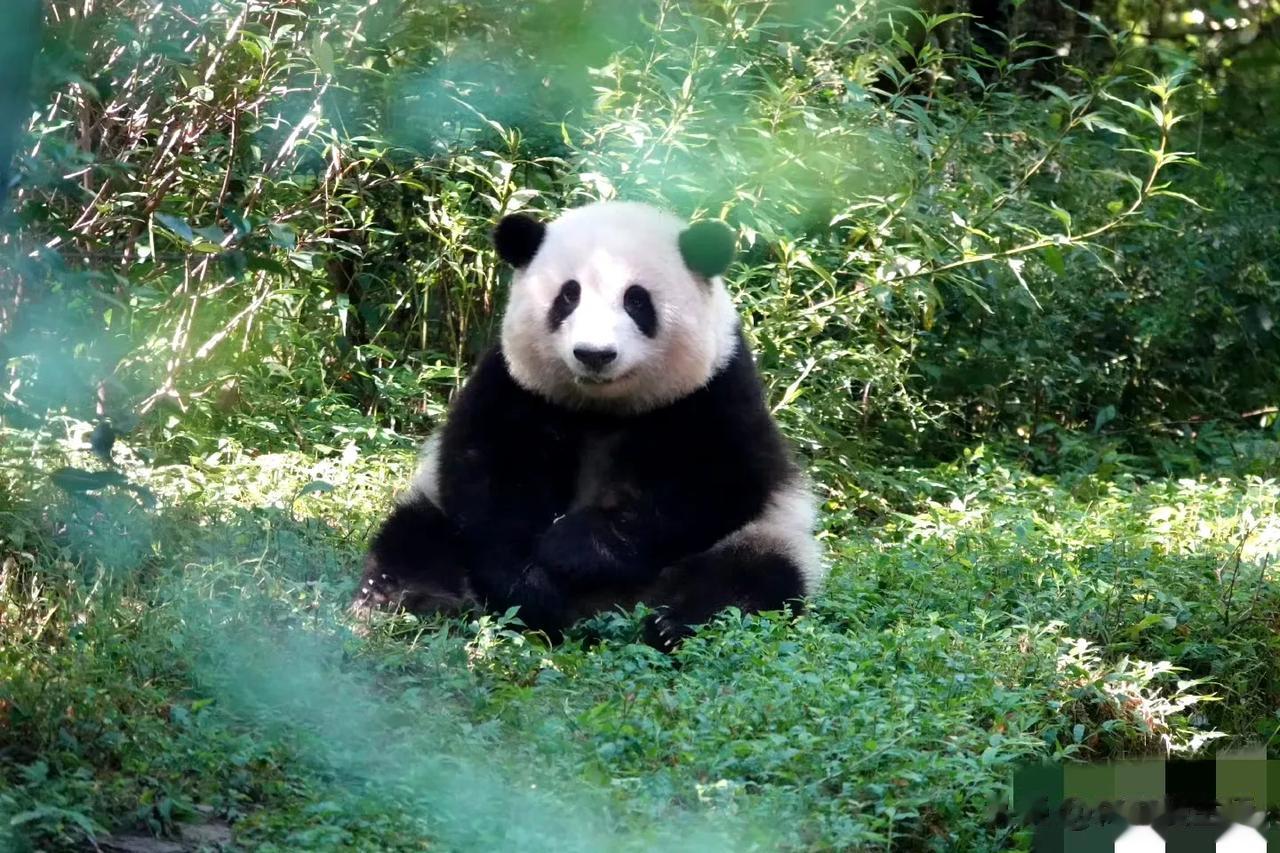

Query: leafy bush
<box><xmin>3</xmin><ymin>0</ymin><xmax>1276</xmax><ymax>467</ymax></box>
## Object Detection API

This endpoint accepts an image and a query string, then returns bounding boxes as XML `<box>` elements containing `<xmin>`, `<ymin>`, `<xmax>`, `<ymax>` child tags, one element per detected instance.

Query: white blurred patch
<box><xmin>1217</xmin><ymin>823</ymin><xmax>1266</xmax><ymax>851</ymax></box>
<box><xmin>1114</xmin><ymin>825</ymin><xmax>1163</xmax><ymax>852</ymax></box>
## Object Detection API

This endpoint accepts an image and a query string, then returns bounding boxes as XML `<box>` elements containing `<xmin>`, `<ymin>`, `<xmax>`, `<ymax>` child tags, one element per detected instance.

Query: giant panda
<box><xmin>353</xmin><ymin>200</ymin><xmax>825</xmax><ymax>650</ymax></box>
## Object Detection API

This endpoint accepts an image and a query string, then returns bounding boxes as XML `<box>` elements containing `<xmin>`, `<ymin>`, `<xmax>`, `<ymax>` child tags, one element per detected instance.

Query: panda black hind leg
<box><xmin>641</xmin><ymin>540</ymin><xmax>808</xmax><ymax>652</ymax></box>
<box><xmin>353</xmin><ymin>493</ymin><xmax>475</xmax><ymax>617</ymax></box>
<box><xmin>639</xmin><ymin>480</ymin><xmax>823</xmax><ymax>652</ymax></box>
<box><xmin>641</xmin><ymin>544</ymin><xmax>805</xmax><ymax>652</ymax></box>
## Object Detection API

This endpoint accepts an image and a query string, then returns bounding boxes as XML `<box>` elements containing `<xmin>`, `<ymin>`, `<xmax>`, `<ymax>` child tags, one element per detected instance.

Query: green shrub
<box><xmin>4</xmin><ymin>0</ymin><xmax>1276</xmax><ymax>468</ymax></box>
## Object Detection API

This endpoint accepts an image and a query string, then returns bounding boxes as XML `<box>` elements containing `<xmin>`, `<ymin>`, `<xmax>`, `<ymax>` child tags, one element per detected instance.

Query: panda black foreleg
<box><xmin>640</xmin><ymin>543</ymin><xmax>807</xmax><ymax>652</ymax></box>
<box><xmin>354</xmin><ymin>494</ymin><xmax>474</xmax><ymax>616</ymax></box>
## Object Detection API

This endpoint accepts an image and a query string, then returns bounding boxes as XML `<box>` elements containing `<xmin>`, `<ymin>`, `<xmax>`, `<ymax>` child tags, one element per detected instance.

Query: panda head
<box><xmin>494</xmin><ymin>201</ymin><xmax>740</xmax><ymax>412</ymax></box>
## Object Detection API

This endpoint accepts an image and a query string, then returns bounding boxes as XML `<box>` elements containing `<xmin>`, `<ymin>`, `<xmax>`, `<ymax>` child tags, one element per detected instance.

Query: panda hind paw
<box><xmin>641</xmin><ymin>611</ymin><xmax>694</xmax><ymax>653</ymax></box>
<box><xmin>350</xmin><ymin>572</ymin><xmax>402</xmax><ymax>616</ymax></box>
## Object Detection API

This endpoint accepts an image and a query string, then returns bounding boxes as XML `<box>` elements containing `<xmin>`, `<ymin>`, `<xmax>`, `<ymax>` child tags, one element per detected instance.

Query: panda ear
<box><xmin>678</xmin><ymin>220</ymin><xmax>736</xmax><ymax>279</ymax></box>
<box><xmin>493</xmin><ymin>213</ymin><xmax>546</xmax><ymax>268</ymax></box>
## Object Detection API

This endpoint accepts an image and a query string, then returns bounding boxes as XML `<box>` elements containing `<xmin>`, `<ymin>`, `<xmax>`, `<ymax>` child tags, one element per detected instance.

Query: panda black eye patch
<box><xmin>623</xmin><ymin>284</ymin><xmax>657</xmax><ymax>338</ymax></box>
<box><xmin>548</xmin><ymin>279</ymin><xmax>581</xmax><ymax>330</ymax></box>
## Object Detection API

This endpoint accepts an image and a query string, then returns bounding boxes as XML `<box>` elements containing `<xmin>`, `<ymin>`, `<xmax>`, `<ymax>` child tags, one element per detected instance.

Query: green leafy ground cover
<box><xmin>2</xmin><ymin>423</ymin><xmax>1277</xmax><ymax>851</ymax></box>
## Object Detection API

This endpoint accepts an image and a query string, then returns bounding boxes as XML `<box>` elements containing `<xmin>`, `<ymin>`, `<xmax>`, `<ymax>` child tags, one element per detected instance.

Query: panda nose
<box><xmin>573</xmin><ymin>346</ymin><xmax>618</xmax><ymax>372</ymax></box>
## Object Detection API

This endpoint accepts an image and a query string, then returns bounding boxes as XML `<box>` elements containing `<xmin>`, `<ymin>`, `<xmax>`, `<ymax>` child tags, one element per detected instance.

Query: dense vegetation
<box><xmin>1</xmin><ymin>0</ymin><xmax>1278</xmax><ymax>850</ymax></box>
